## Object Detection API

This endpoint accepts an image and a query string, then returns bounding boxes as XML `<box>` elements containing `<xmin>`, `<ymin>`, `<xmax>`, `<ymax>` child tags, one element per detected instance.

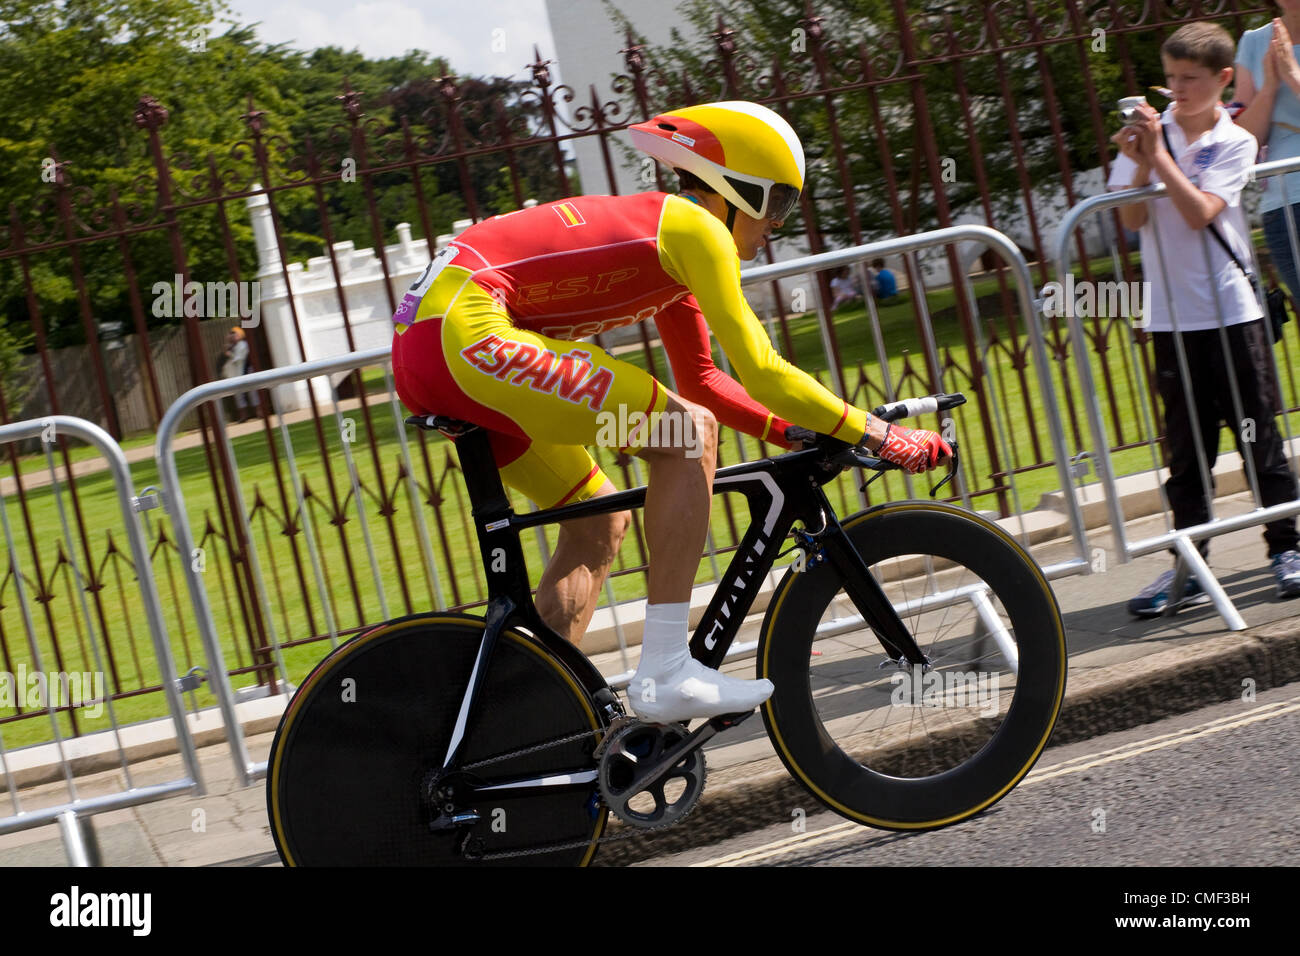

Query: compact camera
<box><xmin>1118</xmin><ymin>96</ymin><xmax>1148</xmax><ymax>126</ymax></box>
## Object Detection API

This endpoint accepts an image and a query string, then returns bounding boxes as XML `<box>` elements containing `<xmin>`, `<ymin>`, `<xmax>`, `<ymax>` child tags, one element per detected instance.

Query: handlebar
<box><xmin>870</xmin><ymin>392</ymin><xmax>966</xmax><ymax>423</ymax></box>
<box><xmin>784</xmin><ymin>391</ymin><xmax>963</xmax><ymax>497</ymax></box>
<box><xmin>783</xmin><ymin>391</ymin><xmax>964</xmax><ymax>449</ymax></box>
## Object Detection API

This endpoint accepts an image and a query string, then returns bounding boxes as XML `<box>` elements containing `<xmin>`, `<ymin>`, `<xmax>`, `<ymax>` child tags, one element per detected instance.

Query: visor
<box><xmin>764</xmin><ymin>182</ymin><xmax>800</xmax><ymax>221</ymax></box>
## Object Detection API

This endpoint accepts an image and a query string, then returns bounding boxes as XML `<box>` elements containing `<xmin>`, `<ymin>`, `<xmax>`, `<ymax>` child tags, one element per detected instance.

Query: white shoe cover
<box><xmin>628</xmin><ymin>657</ymin><xmax>773</xmax><ymax>723</ymax></box>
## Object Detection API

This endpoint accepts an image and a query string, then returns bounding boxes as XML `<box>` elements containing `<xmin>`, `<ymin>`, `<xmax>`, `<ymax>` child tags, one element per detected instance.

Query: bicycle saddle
<box><xmin>404</xmin><ymin>415</ymin><xmax>479</xmax><ymax>437</ymax></box>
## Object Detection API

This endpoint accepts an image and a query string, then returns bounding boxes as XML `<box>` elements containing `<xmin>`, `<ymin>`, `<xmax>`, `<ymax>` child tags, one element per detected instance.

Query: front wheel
<box><xmin>758</xmin><ymin>501</ymin><xmax>1066</xmax><ymax>830</ymax></box>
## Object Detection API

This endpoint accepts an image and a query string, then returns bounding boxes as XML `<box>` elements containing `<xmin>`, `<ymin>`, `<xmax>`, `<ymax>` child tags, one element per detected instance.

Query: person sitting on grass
<box><xmin>829</xmin><ymin>266</ymin><xmax>862</xmax><ymax>310</ymax></box>
<box><xmin>870</xmin><ymin>258</ymin><xmax>897</xmax><ymax>298</ymax></box>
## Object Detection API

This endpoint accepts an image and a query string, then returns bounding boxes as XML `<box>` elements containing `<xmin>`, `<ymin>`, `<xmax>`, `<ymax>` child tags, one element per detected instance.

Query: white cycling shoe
<box><xmin>627</xmin><ymin>657</ymin><xmax>773</xmax><ymax>724</ymax></box>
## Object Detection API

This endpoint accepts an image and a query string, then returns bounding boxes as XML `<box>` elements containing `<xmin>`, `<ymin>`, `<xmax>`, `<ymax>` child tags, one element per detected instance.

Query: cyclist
<box><xmin>391</xmin><ymin>101</ymin><xmax>951</xmax><ymax>724</ymax></box>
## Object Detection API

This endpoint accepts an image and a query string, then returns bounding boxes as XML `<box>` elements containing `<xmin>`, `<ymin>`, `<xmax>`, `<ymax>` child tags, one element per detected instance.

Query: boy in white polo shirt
<box><xmin>1109</xmin><ymin>21</ymin><xmax>1300</xmax><ymax>614</ymax></box>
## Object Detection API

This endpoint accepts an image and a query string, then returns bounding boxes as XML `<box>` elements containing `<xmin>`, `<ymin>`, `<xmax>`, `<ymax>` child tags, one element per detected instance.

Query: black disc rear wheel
<box><xmin>267</xmin><ymin>613</ymin><xmax>607</xmax><ymax>865</ymax></box>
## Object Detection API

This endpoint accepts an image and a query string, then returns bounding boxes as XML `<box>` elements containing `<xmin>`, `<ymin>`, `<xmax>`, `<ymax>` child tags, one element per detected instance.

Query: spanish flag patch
<box><xmin>553</xmin><ymin>201</ymin><xmax>586</xmax><ymax>227</ymax></box>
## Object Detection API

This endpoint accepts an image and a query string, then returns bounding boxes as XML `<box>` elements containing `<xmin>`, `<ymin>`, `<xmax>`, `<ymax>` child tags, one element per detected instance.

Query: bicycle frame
<box><xmin>431</xmin><ymin>420</ymin><xmax>928</xmax><ymax>785</ymax></box>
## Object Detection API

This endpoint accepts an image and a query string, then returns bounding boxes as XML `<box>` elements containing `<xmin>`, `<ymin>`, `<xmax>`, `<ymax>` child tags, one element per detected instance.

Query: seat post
<box><xmin>446</xmin><ymin>427</ymin><xmax>535</xmax><ymax>616</ymax></box>
<box><xmin>404</xmin><ymin>415</ymin><xmax>536</xmax><ymax>618</ymax></box>
<box><xmin>450</xmin><ymin>428</ymin><xmax>513</xmax><ymax>520</ymax></box>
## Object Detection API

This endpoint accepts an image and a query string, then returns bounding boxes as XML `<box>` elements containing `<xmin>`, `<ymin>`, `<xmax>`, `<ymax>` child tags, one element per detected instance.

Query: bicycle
<box><xmin>266</xmin><ymin>392</ymin><xmax>1067</xmax><ymax>865</ymax></box>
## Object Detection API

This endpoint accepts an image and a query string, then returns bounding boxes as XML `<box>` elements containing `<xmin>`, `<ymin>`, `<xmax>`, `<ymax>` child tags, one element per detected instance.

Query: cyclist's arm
<box><xmin>655</xmin><ymin>299</ymin><xmax>795</xmax><ymax>449</ymax></box>
<box><xmin>657</xmin><ymin>197</ymin><xmax>868</xmax><ymax>442</ymax></box>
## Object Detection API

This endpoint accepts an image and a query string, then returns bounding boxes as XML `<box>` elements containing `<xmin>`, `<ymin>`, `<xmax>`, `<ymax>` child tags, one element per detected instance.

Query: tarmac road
<box><xmin>634</xmin><ymin>682</ymin><xmax>1300</xmax><ymax>867</ymax></box>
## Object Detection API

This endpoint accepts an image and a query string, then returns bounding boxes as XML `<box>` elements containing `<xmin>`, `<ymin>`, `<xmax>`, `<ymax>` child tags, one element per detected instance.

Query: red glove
<box><xmin>876</xmin><ymin>424</ymin><xmax>952</xmax><ymax>474</ymax></box>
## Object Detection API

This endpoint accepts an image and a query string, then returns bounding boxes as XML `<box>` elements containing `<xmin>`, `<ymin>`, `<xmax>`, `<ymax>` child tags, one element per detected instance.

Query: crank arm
<box><xmin>626</xmin><ymin>711</ymin><xmax>753</xmax><ymax>795</ymax></box>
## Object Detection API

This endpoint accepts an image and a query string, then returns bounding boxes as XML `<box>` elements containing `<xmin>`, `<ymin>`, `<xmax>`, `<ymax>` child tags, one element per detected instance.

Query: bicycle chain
<box><xmin>454</xmin><ymin>716</ymin><xmax>680</xmax><ymax>862</ymax></box>
<box><xmin>458</xmin><ymin>726</ymin><xmax>605</xmax><ymax>772</ymax></box>
<box><xmin>470</xmin><ymin>822</ymin><xmax>650</xmax><ymax>862</ymax></box>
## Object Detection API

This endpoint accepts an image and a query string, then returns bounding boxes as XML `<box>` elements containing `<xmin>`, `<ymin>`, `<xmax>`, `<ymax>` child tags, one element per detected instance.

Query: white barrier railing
<box><xmin>740</xmin><ymin>224</ymin><xmax>1092</xmax><ymax>580</ymax></box>
<box><xmin>0</xmin><ymin>416</ymin><xmax>203</xmax><ymax>864</ymax></box>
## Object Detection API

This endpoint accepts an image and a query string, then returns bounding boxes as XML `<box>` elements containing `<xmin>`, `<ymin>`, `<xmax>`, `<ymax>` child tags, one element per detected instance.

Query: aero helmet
<box><xmin>628</xmin><ymin>101</ymin><xmax>804</xmax><ymax>222</ymax></box>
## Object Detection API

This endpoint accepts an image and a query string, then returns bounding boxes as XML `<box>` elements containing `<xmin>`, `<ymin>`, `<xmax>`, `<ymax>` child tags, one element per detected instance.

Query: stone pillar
<box><xmin>246</xmin><ymin>184</ymin><xmax>309</xmax><ymax>409</ymax></box>
<box><xmin>247</xmin><ymin>184</ymin><xmax>280</xmax><ymax>275</ymax></box>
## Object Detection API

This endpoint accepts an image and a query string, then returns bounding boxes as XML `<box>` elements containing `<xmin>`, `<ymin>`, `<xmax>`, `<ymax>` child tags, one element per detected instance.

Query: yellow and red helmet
<box><xmin>628</xmin><ymin>101</ymin><xmax>804</xmax><ymax>221</ymax></box>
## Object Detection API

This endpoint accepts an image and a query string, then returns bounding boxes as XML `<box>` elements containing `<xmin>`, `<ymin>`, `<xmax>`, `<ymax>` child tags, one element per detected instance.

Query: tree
<box><xmin>0</xmin><ymin>0</ymin><xmax>308</xmax><ymax>347</ymax></box>
<box><xmin>0</xmin><ymin>0</ymin><xmax>578</xmax><ymax>354</ymax></box>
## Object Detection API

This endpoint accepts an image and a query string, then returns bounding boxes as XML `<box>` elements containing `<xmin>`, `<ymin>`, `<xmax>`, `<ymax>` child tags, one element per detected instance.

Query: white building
<box><xmin>544</xmin><ymin>0</ymin><xmax>693</xmax><ymax>197</ymax></box>
<box><xmin>246</xmin><ymin>186</ymin><xmax>479</xmax><ymax>410</ymax></box>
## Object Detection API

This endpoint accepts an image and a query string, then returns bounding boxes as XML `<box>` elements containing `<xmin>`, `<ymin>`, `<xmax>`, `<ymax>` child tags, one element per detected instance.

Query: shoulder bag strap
<box><xmin>1160</xmin><ymin>123</ymin><xmax>1255</xmax><ymax>282</ymax></box>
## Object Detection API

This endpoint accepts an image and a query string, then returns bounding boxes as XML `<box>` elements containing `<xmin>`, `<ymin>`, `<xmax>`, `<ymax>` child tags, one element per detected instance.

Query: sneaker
<box><xmin>1271</xmin><ymin>550</ymin><xmax>1300</xmax><ymax>599</ymax></box>
<box><xmin>1127</xmin><ymin>568</ymin><xmax>1208</xmax><ymax>618</ymax></box>
<box><xmin>628</xmin><ymin>657</ymin><xmax>773</xmax><ymax>724</ymax></box>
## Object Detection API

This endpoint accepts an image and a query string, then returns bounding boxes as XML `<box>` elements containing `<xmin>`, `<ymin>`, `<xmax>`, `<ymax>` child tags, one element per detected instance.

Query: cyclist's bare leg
<box><xmin>628</xmin><ymin>393</ymin><xmax>773</xmax><ymax>721</ymax></box>
<box><xmin>535</xmin><ymin>480</ymin><xmax>631</xmax><ymax>646</ymax></box>
<box><xmin>636</xmin><ymin>395</ymin><xmax>717</xmax><ymax>603</ymax></box>
<box><xmin>533</xmin><ymin>389</ymin><xmax>716</xmax><ymax>644</ymax></box>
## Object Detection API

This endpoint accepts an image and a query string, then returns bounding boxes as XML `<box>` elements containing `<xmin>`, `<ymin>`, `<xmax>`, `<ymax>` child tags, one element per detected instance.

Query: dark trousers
<box><xmin>1154</xmin><ymin>320</ymin><xmax>1299</xmax><ymax>559</ymax></box>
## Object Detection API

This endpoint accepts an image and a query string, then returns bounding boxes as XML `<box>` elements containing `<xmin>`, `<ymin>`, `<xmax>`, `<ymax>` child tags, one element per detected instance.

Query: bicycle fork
<box><xmin>801</xmin><ymin>488</ymin><xmax>930</xmax><ymax>670</ymax></box>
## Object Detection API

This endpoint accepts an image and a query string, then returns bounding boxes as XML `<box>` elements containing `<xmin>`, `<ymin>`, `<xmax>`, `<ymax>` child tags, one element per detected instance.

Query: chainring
<box><xmin>596</xmin><ymin>720</ymin><xmax>706</xmax><ymax>829</ymax></box>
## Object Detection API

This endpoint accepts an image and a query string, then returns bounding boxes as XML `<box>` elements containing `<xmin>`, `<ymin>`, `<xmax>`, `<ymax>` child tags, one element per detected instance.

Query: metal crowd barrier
<box><xmin>739</xmin><ymin>224</ymin><xmax>1092</xmax><ymax>581</ymax></box>
<box><xmin>594</xmin><ymin>226</ymin><xmax>1095</xmax><ymax>691</ymax></box>
<box><xmin>1053</xmin><ymin>156</ymin><xmax>1300</xmax><ymax>630</ymax></box>
<box><xmin>157</xmin><ymin>348</ymin><xmax>425</xmax><ymax>785</ymax></box>
<box><xmin>608</xmin><ymin>226</ymin><xmax>1098</xmax><ymax>687</ymax></box>
<box><xmin>0</xmin><ymin>416</ymin><xmax>202</xmax><ymax>864</ymax></box>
